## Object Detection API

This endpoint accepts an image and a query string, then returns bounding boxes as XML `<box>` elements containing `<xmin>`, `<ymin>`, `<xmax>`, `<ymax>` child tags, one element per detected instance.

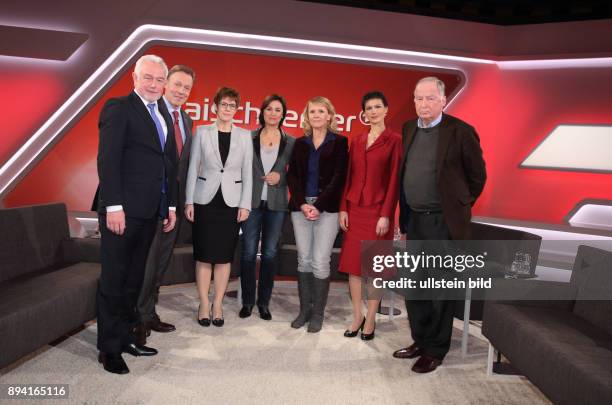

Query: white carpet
<box><xmin>0</xmin><ymin>281</ymin><xmax>549</xmax><ymax>405</ymax></box>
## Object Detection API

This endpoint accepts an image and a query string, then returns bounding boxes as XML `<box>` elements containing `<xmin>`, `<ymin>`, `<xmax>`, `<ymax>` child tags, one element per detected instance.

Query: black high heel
<box><xmin>361</xmin><ymin>320</ymin><xmax>375</xmax><ymax>341</ymax></box>
<box><xmin>343</xmin><ymin>317</ymin><xmax>365</xmax><ymax>338</ymax></box>
<box><xmin>197</xmin><ymin>304</ymin><xmax>210</xmax><ymax>327</ymax></box>
<box><xmin>212</xmin><ymin>304</ymin><xmax>224</xmax><ymax>327</ymax></box>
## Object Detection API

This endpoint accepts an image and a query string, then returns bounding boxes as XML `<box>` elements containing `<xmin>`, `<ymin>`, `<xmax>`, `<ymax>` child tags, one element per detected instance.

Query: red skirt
<box><xmin>338</xmin><ymin>202</ymin><xmax>394</xmax><ymax>277</ymax></box>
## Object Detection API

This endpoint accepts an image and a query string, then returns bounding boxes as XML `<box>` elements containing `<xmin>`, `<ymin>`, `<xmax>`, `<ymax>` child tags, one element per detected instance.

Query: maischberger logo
<box><xmin>184</xmin><ymin>98</ymin><xmax>364</xmax><ymax>132</ymax></box>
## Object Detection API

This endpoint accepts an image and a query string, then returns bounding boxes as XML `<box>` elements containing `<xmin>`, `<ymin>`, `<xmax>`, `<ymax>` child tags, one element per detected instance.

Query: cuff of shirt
<box><xmin>169</xmin><ymin>207</ymin><xmax>176</xmax><ymax>211</ymax></box>
<box><xmin>106</xmin><ymin>205</ymin><xmax>123</xmax><ymax>212</ymax></box>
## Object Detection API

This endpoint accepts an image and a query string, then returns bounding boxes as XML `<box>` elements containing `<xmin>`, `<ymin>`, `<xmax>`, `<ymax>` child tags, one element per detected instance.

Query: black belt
<box><xmin>410</xmin><ymin>208</ymin><xmax>442</xmax><ymax>215</ymax></box>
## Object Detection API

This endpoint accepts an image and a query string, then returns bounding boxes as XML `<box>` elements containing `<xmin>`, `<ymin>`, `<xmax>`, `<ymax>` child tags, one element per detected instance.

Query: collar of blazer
<box><xmin>128</xmin><ymin>91</ymin><xmax>175</xmax><ymax>153</ymax></box>
<box><xmin>205</xmin><ymin>123</ymin><xmax>243</xmax><ymax>168</ymax></box>
<box><xmin>402</xmin><ymin>113</ymin><xmax>452</xmax><ymax>182</ymax></box>
<box><xmin>252</xmin><ymin>128</ymin><xmax>288</xmax><ymax>173</ymax></box>
<box><xmin>361</xmin><ymin>127</ymin><xmax>393</xmax><ymax>153</ymax></box>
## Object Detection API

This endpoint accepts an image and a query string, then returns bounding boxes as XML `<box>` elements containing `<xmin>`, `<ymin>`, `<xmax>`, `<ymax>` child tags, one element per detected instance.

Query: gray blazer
<box><xmin>251</xmin><ymin>129</ymin><xmax>295</xmax><ymax>211</ymax></box>
<box><xmin>185</xmin><ymin>123</ymin><xmax>253</xmax><ymax>209</ymax></box>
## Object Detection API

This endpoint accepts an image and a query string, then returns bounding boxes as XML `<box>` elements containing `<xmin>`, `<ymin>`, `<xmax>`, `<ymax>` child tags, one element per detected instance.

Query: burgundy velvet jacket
<box><xmin>287</xmin><ymin>132</ymin><xmax>348</xmax><ymax>213</ymax></box>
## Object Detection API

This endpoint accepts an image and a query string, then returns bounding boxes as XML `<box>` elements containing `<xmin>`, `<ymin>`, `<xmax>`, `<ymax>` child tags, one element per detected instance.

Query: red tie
<box><xmin>172</xmin><ymin>110</ymin><xmax>184</xmax><ymax>157</ymax></box>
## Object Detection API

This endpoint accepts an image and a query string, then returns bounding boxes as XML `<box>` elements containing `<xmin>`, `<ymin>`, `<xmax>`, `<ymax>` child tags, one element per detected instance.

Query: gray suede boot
<box><xmin>291</xmin><ymin>272</ymin><xmax>314</xmax><ymax>328</ymax></box>
<box><xmin>307</xmin><ymin>276</ymin><xmax>330</xmax><ymax>333</ymax></box>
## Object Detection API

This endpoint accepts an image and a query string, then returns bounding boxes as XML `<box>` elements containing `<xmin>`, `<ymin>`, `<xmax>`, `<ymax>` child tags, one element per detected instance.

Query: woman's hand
<box><xmin>339</xmin><ymin>211</ymin><xmax>349</xmax><ymax>231</ymax></box>
<box><xmin>237</xmin><ymin>208</ymin><xmax>250</xmax><ymax>222</ymax></box>
<box><xmin>375</xmin><ymin>217</ymin><xmax>390</xmax><ymax>236</ymax></box>
<box><xmin>262</xmin><ymin>171</ymin><xmax>280</xmax><ymax>186</ymax></box>
<box><xmin>307</xmin><ymin>206</ymin><xmax>320</xmax><ymax>221</ymax></box>
<box><xmin>185</xmin><ymin>204</ymin><xmax>194</xmax><ymax>222</ymax></box>
<box><xmin>300</xmin><ymin>203</ymin><xmax>319</xmax><ymax>220</ymax></box>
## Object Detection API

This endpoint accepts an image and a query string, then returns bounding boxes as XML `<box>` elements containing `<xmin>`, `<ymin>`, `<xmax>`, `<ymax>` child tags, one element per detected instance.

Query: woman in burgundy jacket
<box><xmin>338</xmin><ymin>91</ymin><xmax>402</xmax><ymax>340</ymax></box>
<box><xmin>287</xmin><ymin>96</ymin><xmax>348</xmax><ymax>333</ymax></box>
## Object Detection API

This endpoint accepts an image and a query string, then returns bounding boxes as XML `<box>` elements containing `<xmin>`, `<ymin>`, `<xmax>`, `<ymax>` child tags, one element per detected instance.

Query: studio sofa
<box><xmin>0</xmin><ymin>203</ymin><xmax>101</xmax><ymax>369</ymax></box>
<box><xmin>482</xmin><ymin>245</ymin><xmax>612</xmax><ymax>405</ymax></box>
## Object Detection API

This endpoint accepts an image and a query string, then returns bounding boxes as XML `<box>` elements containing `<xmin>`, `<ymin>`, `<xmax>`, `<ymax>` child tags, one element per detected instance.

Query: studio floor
<box><xmin>0</xmin><ymin>281</ymin><xmax>549</xmax><ymax>405</ymax></box>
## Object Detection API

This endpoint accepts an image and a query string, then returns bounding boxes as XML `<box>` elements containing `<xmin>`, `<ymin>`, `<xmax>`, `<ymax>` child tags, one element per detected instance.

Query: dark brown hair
<box><xmin>258</xmin><ymin>94</ymin><xmax>287</xmax><ymax>128</ymax></box>
<box><xmin>214</xmin><ymin>86</ymin><xmax>240</xmax><ymax>107</ymax></box>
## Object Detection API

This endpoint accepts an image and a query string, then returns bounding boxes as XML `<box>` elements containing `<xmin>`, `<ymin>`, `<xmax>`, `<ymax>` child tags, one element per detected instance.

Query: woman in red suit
<box><xmin>338</xmin><ymin>91</ymin><xmax>402</xmax><ymax>340</ymax></box>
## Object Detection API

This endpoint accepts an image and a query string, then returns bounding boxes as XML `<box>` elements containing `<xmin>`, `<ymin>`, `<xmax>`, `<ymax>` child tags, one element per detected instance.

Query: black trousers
<box><xmin>403</xmin><ymin>210</ymin><xmax>456</xmax><ymax>360</ymax></box>
<box><xmin>97</xmin><ymin>214</ymin><xmax>157</xmax><ymax>354</ymax></box>
<box><xmin>137</xmin><ymin>215</ymin><xmax>190</xmax><ymax>322</ymax></box>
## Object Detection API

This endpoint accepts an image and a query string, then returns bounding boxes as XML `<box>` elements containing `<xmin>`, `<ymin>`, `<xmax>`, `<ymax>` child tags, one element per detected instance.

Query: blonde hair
<box><xmin>301</xmin><ymin>96</ymin><xmax>339</xmax><ymax>135</ymax></box>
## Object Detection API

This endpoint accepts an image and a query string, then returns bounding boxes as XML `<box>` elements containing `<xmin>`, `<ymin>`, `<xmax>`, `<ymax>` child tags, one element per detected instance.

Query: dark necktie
<box><xmin>172</xmin><ymin>110</ymin><xmax>184</xmax><ymax>157</ymax></box>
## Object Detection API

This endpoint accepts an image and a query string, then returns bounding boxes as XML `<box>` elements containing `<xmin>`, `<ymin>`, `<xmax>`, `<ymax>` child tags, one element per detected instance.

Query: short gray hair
<box><xmin>134</xmin><ymin>54</ymin><xmax>168</xmax><ymax>77</ymax></box>
<box><xmin>416</xmin><ymin>76</ymin><xmax>445</xmax><ymax>97</ymax></box>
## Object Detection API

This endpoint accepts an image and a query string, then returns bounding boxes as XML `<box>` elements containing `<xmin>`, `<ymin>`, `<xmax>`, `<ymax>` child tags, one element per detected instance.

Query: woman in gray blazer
<box><xmin>185</xmin><ymin>87</ymin><xmax>253</xmax><ymax>327</ymax></box>
<box><xmin>238</xmin><ymin>94</ymin><xmax>295</xmax><ymax>321</ymax></box>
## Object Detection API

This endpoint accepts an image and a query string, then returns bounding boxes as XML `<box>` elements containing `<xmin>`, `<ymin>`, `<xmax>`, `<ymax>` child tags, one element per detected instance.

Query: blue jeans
<box><xmin>240</xmin><ymin>201</ymin><xmax>286</xmax><ymax>306</ymax></box>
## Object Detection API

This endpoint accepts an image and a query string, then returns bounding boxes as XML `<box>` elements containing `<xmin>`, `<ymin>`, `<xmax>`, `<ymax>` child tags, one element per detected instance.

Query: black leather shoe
<box><xmin>197</xmin><ymin>305</ymin><xmax>210</xmax><ymax>327</ymax></box>
<box><xmin>239</xmin><ymin>305</ymin><xmax>253</xmax><ymax>318</ymax></box>
<box><xmin>411</xmin><ymin>355</ymin><xmax>442</xmax><ymax>373</ymax></box>
<box><xmin>258</xmin><ymin>305</ymin><xmax>272</xmax><ymax>321</ymax></box>
<box><xmin>343</xmin><ymin>317</ymin><xmax>365</xmax><ymax>338</ymax></box>
<box><xmin>212</xmin><ymin>305</ymin><xmax>224</xmax><ymax>327</ymax></box>
<box><xmin>98</xmin><ymin>352</ymin><xmax>129</xmax><ymax>374</ymax></box>
<box><xmin>360</xmin><ymin>325</ymin><xmax>375</xmax><ymax>341</ymax></box>
<box><xmin>122</xmin><ymin>343</ymin><xmax>158</xmax><ymax>357</ymax></box>
<box><xmin>149</xmin><ymin>315</ymin><xmax>176</xmax><ymax>333</ymax></box>
<box><xmin>393</xmin><ymin>343</ymin><xmax>423</xmax><ymax>359</ymax></box>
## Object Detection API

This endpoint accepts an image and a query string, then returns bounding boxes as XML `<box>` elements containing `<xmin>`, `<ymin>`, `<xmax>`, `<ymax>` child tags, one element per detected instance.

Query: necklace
<box><xmin>262</xmin><ymin>129</ymin><xmax>279</xmax><ymax>147</ymax></box>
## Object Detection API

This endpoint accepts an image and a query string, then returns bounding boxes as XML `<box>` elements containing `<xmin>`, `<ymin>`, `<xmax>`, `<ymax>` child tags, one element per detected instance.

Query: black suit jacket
<box><xmin>287</xmin><ymin>132</ymin><xmax>348</xmax><ymax>213</ymax></box>
<box><xmin>399</xmin><ymin>113</ymin><xmax>486</xmax><ymax>240</ymax></box>
<box><xmin>176</xmin><ymin>109</ymin><xmax>193</xmax><ymax>211</ymax></box>
<box><xmin>95</xmin><ymin>91</ymin><xmax>178</xmax><ymax>219</ymax></box>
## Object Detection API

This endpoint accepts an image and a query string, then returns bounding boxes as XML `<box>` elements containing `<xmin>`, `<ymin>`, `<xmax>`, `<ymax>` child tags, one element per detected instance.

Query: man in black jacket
<box><xmin>393</xmin><ymin>77</ymin><xmax>486</xmax><ymax>373</ymax></box>
<box><xmin>95</xmin><ymin>54</ymin><xmax>178</xmax><ymax>374</ymax></box>
<box><xmin>135</xmin><ymin>65</ymin><xmax>195</xmax><ymax>342</ymax></box>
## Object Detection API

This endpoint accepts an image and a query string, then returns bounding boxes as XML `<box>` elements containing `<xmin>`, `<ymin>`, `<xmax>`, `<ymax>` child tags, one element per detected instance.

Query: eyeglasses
<box><xmin>219</xmin><ymin>102</ymin><xmax>238</xmax><ymax>110</ymax></box>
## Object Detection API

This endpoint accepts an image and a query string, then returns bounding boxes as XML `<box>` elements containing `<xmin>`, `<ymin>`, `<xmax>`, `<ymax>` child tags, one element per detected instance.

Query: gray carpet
<box><xmin>0</xmin><ymin>282</ymin><xmax>549</xmax><ymax>405</ymax></box>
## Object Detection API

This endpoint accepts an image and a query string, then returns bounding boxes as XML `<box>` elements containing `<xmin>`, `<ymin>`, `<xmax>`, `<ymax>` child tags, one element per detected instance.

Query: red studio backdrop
<box><xmin>4</xmin><ymin>45</ymin><xmax>461</xmax><ymax>212</ymax></box>
<box><xmin>5</xmin><ymin>45</ymin><xmax>612</xmax><ymax>224</ymax></box>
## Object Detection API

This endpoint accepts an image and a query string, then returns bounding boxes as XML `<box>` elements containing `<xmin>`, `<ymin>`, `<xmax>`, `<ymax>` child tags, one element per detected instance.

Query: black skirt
<box><xmin>193</xmin><ymin>193</ymin><xmax>239</xmax><ymax>264</ymax></box>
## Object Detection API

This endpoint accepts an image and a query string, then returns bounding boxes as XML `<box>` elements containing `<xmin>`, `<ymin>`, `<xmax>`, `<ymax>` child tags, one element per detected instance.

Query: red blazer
<box><xmin>340</xmin><ymin>128</ymin><xmax>402</xmax><ymax>217</ymax></box>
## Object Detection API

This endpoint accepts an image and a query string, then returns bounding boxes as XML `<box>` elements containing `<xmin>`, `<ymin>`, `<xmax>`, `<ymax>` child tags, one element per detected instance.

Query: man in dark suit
<box><xmin>393</xmin><ymin>77</ymin><xmax>486</xmax><ymax>373</ymax></box>
<box><xmin>95</xmin><ymin>54</ymin><xmax>178</xmax><ymax>374</ymax></box>
<box><xmin>135</xmin><ymin>65</ymin><xmax>195</xmax><ymax>343</ymax></box>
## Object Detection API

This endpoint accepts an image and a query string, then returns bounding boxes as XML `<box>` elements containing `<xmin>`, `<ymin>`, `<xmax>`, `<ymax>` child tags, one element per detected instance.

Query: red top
<box><xmin>340</xmin><ymin>128</ymin><xmax>402</xmax><ymax>217</ymax></box>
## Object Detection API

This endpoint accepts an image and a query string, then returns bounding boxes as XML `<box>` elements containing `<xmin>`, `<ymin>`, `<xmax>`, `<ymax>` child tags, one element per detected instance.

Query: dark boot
<box><xmin>291</xmin><ymin>272</ymin><xmax>314</xmax><ymax>328</ymax></box>
<box><xmin>308</xmin><ymin>276</ymin><xmax>330</xmax><ymax>333</ymax></box>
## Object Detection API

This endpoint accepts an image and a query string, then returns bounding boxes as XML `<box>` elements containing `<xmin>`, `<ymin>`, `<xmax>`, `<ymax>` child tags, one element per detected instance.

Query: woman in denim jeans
<box><xmin>286</xmin><ymin>96</ymin><xmax>348</xmax><ymax>333</ymax></box>
<box><xmin>239</xmin><ymin>95</ymin><xmax>295</xmax><ymax>321</ymax></box>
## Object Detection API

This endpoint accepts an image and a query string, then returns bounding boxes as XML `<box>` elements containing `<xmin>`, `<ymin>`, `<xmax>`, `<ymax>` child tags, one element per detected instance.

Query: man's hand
<box><xmin>375</xmin><ymin>217</ymin><xmax>390</xmax><ymax>236</ymax></box>
<box><xmin>339</xmin><ymin>211</ymin><xmax>349</xmax><ymax>231</ymax></box>
<box><xmin>107</xmin><ymin>210</ymin><xmax>126</xmax><ymax>235</ymax></box>
<box><xmin>262</xmin><ymin>171</ymin><xmax>280</xmax><ymax>186</ymax></box>
<box><xmin>185</xmin><ymin>204</ymin><xmax>194</xmax><ymax>222</ymax></box>
<box><xmin>163</xmin><ymin>210</ymin><xmax>176</xmax><ymax>232</ymax></box>
<box><xmin>237</xmin><ymin>208</ymin><xmax>250</xmax><ymax>222</ymax></box>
